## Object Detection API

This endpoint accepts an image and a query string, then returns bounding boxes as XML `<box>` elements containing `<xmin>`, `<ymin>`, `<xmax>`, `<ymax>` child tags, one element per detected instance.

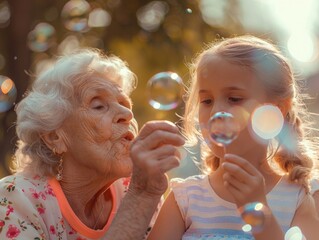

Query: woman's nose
<box><xmin>115</xmin><ymin>105</ymin><xmax>133</xmax><ymax>123</ymax></box>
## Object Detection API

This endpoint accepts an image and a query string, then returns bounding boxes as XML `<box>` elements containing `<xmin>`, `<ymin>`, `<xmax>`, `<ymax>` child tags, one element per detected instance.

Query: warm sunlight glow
<box><xmin>287</xmin><ymin>32</ymin><xmax>316</xmax><ymax>62</ymax></box>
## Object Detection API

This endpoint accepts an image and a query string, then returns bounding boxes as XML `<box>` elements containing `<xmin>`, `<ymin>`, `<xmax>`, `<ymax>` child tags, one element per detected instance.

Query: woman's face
<box><xmin>60</xmin><ymin>75</ymin><xmax>135</xmax><ymax>180</ymax></box>
<box><xmin>197</xmin><ymin>56</ymin><xmax>273</xmax><ymax>159</ymax></box>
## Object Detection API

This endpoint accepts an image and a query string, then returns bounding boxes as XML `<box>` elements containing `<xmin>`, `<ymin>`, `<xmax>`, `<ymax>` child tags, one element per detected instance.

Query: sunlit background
<box><xmin>1</xmin><ymin>0</ymin><xmax>319</xmax><ymax>179</ymax></box>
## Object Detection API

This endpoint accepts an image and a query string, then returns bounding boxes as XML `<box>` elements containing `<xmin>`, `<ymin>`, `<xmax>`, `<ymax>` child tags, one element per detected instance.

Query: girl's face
<box><xmin>198</xmin><ymin>56</ymin><xmax>273</xmax><ymax>159</ymax></box>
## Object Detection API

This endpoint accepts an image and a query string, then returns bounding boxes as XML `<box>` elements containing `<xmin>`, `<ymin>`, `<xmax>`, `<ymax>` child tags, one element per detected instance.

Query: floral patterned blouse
<box><xmin>0</xmin><ymin>173</ymin><xmax>160</xmax><ymax>240</ymax></box>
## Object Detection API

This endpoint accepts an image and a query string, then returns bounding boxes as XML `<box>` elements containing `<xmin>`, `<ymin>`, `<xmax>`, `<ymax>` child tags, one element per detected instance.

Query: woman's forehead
<box><xmin>76</xmin><ymin>76</ymin><xmax>125</xmax><ymax>97</ymax></box>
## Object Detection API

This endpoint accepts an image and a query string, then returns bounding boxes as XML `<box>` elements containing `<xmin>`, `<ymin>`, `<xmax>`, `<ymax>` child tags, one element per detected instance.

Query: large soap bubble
<box><xmin>147</xmin><ymin>71</ymin><xmax>183</xmax><ymax>111</ymax></box>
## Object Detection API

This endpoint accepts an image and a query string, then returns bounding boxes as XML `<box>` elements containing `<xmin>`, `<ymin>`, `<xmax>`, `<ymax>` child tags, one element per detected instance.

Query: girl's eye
<box><xmin>228</xmin><ymin>97</ymin><xmax>243</xmax><ymax>103</ymax></box>
<box><xmin>200</xmin><ymin>99</ymin><xmax>213</xmax><ymax>105</ymax></box>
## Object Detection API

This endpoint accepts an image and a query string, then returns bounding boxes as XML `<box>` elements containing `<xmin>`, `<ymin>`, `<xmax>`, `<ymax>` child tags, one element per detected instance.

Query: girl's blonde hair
<box><xmin>13</xmin><ymin>48</ymin><xmax>137</xmax><ymax>177</ymax></box>
<box><xmin>183</xmin><ymin>35</ymin><xmax>318</xmax><ymax>192</ymax></box>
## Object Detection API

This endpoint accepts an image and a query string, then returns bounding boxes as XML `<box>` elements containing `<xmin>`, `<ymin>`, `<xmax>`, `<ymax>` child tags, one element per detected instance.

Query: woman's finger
<box><xmin>135</xmin><ymin>121</ymin><xmax>180</xmax><ymax>140</ymax></box>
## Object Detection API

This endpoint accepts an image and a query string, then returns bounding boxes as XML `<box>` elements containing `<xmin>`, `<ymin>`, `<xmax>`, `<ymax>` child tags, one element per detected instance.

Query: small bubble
<box><xmin>61</xmin><ymin>0</ymin><xmax>91</xmax><ymax>32</ymax></box>
<box><xmin>147</xmin><ymin>71</ymin><xmax>183</xmax><ymax>111</ymax></box>
<box><xmin>0</xmin><ymin>75</ymin><xmax>17</xmax><ymax>113</ymax></box>
<box><xmin>27</xmin><ymin>22</ymin><xmax>56</xmax><ymax>52</ymax></box>
<box><xmin>239</xmin><ymin>202</ymin><xmax>269</xmax><ymax>233</ymax></box>
<box><xmin>186</xmin><ymin>8</ymin><xmax>192</xmax><ymax>14</ymax></box>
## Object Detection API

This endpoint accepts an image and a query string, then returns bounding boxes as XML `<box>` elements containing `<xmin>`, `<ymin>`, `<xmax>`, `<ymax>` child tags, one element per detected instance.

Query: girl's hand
<box><xmin>222</xmin><ymin>153</ymin><xmax>267</xmax><ymax>208</ymax></box>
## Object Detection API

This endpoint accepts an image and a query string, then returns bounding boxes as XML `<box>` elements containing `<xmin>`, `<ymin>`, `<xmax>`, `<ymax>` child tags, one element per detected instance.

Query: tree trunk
<box><xmin>0</xmin><ymin>0</ymin><xmax>33</xmax><ymax>175</ymax></box>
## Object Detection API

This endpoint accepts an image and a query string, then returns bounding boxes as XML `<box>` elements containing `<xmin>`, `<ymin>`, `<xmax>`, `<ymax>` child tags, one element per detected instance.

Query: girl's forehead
<box><xmin>198</xmin><ymin>58</ymin><xmax>253</xmax><ymax>82</ymax></box>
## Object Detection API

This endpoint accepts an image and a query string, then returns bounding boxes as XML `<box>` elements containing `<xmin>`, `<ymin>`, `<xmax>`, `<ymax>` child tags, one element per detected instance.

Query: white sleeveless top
<box><xmin>171</xmin><ymin>175</ymin><xmax>319</xmax><ymax>240</ymax></box>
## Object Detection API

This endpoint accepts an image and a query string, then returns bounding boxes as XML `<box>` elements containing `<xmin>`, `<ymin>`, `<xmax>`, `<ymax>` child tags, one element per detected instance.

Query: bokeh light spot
<box><xmin>0</xmin><ymin>1</ymin><xmax>10</xmax><ymax>27</ymax></box>
<box><xmin>88</xmin><ymin>8</ymin><xmax>111</xmax><ymax>28</ymax></box>
<box><xmin>284</xmin><ymin>226</ymin><xmax>304</xmax><ymax>240</ymax></box>
<box><xmin>251</xmin><ymin>104</ymin><xmax>284</xmax><ymax>140</ymax></box>
<box><xmin>242</xmin><ymin>224</ymin><xmax>252</xmax><ymax>233</ymax></box>
<box><xmin>287</xmin><ymin>32</ymin><xmax>316</xmax><ymax>62</ymax></box>
<box><xmin>137</xmin><ymin>1</ymin><xmax>169</xmax><ymax>32</ymax></box>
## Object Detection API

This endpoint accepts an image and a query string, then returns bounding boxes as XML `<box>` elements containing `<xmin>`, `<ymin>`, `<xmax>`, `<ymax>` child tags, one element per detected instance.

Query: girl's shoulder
<box><xmin>170</xmin><ymin>175</ymin><xmax>210</xmax><ymax>202</ymax></box>
<box><xmin>310</xmin><ymin>178</ymin><xmax>319</xmax><ymax>195</ymax></box>
<box><xmin>170</xmin><ymin>174</ymin><xmax>207</xmax><ymax>187</ymax></box>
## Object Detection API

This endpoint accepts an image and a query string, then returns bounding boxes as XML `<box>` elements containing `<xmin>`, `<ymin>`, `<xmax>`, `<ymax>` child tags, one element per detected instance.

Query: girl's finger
<box><xmin>223</xmin><ymin>172</ymin><xmax>249</xmax><ymax>191</ymax></box>
<box><xmin>222</xmin><ymin>162</ymin><xmax>254</xmax><ymax>183</ymax></box>
<box><xmin>224</xmin><ymin>154</ymin><xmax>259</xmax><ymax>176</ymax></box>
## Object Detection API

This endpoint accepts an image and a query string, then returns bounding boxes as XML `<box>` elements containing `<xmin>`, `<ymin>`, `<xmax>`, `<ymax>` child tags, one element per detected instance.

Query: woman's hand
<box><xmin>129</xmin><ymin>120</ymin><xmax>185</xmax><ymax>197</ymax></box>
<box><xmin>222</xmin><ymin>153</ymin><xmax>267</xmax><ymax>208</ymax></box>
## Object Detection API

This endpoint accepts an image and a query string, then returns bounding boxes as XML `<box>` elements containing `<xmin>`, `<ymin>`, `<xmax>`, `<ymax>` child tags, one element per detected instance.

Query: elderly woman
<box><xmin>0</xmin><ymin>49</ymin><xmax>184</xmax><ymax>239</ymax></box>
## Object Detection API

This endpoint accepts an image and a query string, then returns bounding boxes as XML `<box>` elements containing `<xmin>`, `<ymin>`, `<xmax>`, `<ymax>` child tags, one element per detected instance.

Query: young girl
<box><xmin>148</xmin><ymin>36</ymin><xmax>319</xmax><ymax>240</ymax></box>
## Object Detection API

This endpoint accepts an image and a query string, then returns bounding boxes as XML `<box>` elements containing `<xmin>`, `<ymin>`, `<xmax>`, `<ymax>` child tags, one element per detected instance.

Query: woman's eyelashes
<box><xmin>90</xmin><ymin>98</ymin><xmax>108</xmax><ymax>111</ymax></box>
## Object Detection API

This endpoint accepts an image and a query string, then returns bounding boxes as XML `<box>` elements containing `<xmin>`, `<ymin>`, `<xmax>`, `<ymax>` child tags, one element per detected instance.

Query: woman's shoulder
<box><xmin>0</xmin><ymin>172</ymin><xmax>48</xmax><ymax>185</ymax></box>
<box><xmin>0</xmin><ymin>173</ymin><xmax>54</xmax><ymax>199</ymax></box>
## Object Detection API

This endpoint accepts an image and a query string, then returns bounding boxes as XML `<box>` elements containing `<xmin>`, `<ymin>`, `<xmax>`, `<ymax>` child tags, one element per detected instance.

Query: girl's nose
<box><xmin>210</xmin><ymin>102</ymin><xmax>226</xmax><ymax>117</ymax></box>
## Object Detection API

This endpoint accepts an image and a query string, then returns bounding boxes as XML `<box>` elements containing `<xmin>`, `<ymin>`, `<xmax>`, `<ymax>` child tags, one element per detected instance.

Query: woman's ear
<box><xmin>40</xmin><ymin>129</ymin><xmax>67</xmax><ymax>154</ymax></box>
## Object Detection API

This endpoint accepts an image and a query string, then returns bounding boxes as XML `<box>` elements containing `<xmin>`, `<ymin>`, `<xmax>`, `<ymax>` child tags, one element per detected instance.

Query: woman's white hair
<box><xmin>12</xmin><ymin>48</ymin><xmax>137</xmax><ymax>177</ymax></box>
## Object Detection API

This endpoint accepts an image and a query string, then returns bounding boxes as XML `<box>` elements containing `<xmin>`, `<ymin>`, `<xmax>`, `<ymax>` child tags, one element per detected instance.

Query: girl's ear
<box><xmin>277</xmin><ymin>99</ymin><xmax>291</xmax><ymax>119</ymax></box>
<box><xmin>40</xmin><ymin>129</ymin><xmax>67</xmax><ymax>154</ymax></box>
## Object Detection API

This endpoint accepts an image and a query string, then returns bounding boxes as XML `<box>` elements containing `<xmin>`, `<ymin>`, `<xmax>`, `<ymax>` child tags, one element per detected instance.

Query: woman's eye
<box><xmin>91</xmin><ymin>99</ymin><xmax>106</xmax><ymax>110</ymax></box>
<box><xmin>93</xmin><ymin>105</ymin><xmax>104</xmax><ymax>110</ymax></box>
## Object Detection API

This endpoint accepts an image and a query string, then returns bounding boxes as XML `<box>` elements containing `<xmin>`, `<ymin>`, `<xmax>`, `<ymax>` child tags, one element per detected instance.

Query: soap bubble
<box><xmin>27</xmin><ymin>22</ymin><xmax>56</xmax><ymax>52</ymax></box>
<box><xmin>147</xmin><ymin>71</ymin><xmax>183</xmax><ymax>111</ymax></box>
<box><xmin>0</xmin><ymin>75</ymin><xmax>17</xmax><ymax>113</ymax></box>
<box><xmin>208</xmin><ymin>112</ymin><xmax>240</xmax><ymax>146</ymax></box>
<box><xmin>240</xmin><ymin>202</ymin><xmax>269</xmax><ymax>233</ymax></box>
<box><xmin>61</xmin><ymin>0</ymin><xmax>91</xmax><ymax>32</ymax></box>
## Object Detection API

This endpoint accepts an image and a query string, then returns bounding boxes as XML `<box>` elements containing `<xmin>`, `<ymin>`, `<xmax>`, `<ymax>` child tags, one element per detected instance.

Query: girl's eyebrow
<box><xmin>198</xmin><ymin>89</ymin><xmax>209</xmax><ymax>94</ymax></box>
<box><xmin>199</xmin><ymin>86</ymin><xmax>246</xmax><ymax>94</ymax></box>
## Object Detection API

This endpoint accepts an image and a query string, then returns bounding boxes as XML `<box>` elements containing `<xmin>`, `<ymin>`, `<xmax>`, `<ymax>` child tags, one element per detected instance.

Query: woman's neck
<box><xmin>60</xmin><ymin>174</ymin><xmax>114</xmax><ymax>229</ymax></box>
